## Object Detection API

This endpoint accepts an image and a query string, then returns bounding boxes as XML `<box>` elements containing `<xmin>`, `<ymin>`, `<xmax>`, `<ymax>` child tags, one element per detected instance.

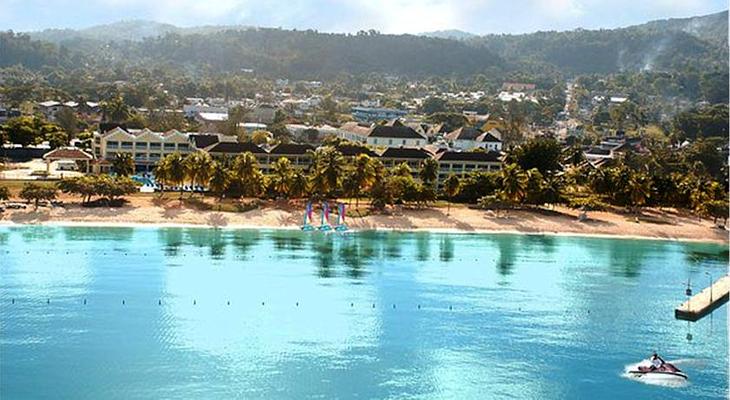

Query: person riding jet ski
<box><xmin>649</xmin><ymin>353</ymin><xmax>665</xmax><ymax>371</ymax></box>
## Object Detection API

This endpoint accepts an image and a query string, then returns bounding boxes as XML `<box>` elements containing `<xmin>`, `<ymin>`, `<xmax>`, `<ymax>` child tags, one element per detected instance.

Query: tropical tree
<box><xmin>290</xmin><ymin>170</ymin><xmax>309</xmax><ymax>199</ymax></box>
<box><xmin>309</xmin><ymin>146</ymin><xmax>345</xmax><ymax>198</ymax></box>
<box><xmin>419</xmin><ymin>158</ymin><xmax>439</xmax><ymax>188</ymax></box>
<box><xmin>19</xmin><ymin>183</ymin><xmax>56</xmax><ymax>209</ymax></box>
<box><xmin>627</xmin><ymin>172</ymin><xmax>652</xmax><ymax>213</ymax></box>
<box><xmin>271</xmin><ymin>157</ymin><xmax>295</xmax><ymax>198</ymax></box>
<box><xmin>193</xmin><ymin>151</ymin><xmax>214</xmax><ymax>192</ymax></box>
<box><xmin>350</xmin><ymin>154</ymin><xmax>376</xmax><ymax>208</ymax></box>
<box><xmin>184</xmin><ymin>151</ymin><xmax>213</xmax><ymax>195</ymax></box>
<box><xmin>208</xmin><ymin>161</ymin><xmax>231</xmax><ymax>202</ymax></box>
<box><xmin>0</xmin><ymin>186</ymin><xmax>9</xmax><ymax>201</ymax></box>
<box><xmin>499</xmin><ymin>163</ymin><xmax>529</xmax><ymax>206</ymax></box>
<box><xmin>157</xmin><ymin>152</ymin><xmax>186</xmax><ymax>199</ymax></box>
<box><xmin>442</xmin><ymin>174</ymin><xmax>461</xmax><ymax>215</ymax></box>
<box><xmin>112</xmin><ymin>153</ymin><xmax>135</xmax><ymax>177</ymax></box>
<box><xmin>233</xmin><ymin>152</ymin><xmax>264</xmax><ymax>197</ymax></box>
<box><xmin>101</xmin><ymin>96</ymin><xmax>130</xmax><ymax>123</ymax></box>
<box><xmin>251</xmin><ymin>130</ymin><xmax>271</xmax><ymax>145</ymax></box>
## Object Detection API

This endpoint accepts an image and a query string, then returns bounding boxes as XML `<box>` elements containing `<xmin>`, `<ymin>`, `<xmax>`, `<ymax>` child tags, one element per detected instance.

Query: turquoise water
<box><xmin>0</xmin><ymin>226</ymin><xmax>727</xmax><ymax>399</ymax></box>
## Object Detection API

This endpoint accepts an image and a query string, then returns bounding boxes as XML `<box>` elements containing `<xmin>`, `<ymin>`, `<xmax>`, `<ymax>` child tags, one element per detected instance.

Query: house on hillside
<box><xmin>367</xmin><ymin>120</ymin><xmax>427</xmax><ymax>148</ymax></box>
<box><xmin>351</xmin><ymin>106</ymin><xmax>407</xmax><ymax>122</ymax></box>
<box><xmin>444</xmin><ymin>127</ymin><xmax>502</xmax><ymax>151</ymax></box>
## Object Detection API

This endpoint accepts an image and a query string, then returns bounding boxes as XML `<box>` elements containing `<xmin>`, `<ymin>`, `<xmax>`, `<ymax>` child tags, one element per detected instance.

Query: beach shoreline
<box><xmin>1</xmin><ymin>197</ymin><xmax>727</xmax><ymax>244</ymax></box>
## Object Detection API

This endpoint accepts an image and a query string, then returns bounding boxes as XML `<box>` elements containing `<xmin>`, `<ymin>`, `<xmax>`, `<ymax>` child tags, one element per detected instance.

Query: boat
<box><xmin>628</xmin><ymin>361</ymin><xmax>688</xmax><ymax>381</ymax></box>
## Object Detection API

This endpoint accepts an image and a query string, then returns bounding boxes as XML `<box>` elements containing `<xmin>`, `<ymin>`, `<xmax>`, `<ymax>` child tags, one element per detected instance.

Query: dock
<box><xmin>675</xmin><ymin>275</ymin><xmax>730</xmax><ymax>321</ymax></box>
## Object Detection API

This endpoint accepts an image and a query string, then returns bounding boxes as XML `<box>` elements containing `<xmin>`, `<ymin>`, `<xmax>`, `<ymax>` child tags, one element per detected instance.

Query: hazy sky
<box><xmin>2</xmin><ymin>0</ymin><xmax>727</xmax><ymax>34</ymax></box>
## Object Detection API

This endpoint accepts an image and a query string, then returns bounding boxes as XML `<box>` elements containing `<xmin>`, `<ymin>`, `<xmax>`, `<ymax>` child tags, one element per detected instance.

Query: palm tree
<box><xmin>309</xmin><ymin>146</ymin><xmax>345</xmax><ymax>198</ymax></box>
<box><xmin>160</xmin><ymin>152</ymin><xmax>186</xmax><ymax>200</ymax></box>
<box><xmin>627</xmin><ymin>172</ymin><xmax>652</xmax><ymax>213</ymax></box>
<box><xmin>392</xmin><ymin>162</ymin><xmax>412</xmax><ymax>177</ymax></box>
<box><xmin>184</xmin><ymin>151</ymin><xmax>213</xmax><ymax>196</ymax></box>
<box><xmin>350</xmin><ymin>154</ymin><xmax>376</xmax><ymax>209</ymax></box>
<box><xmin>271</xmin><ymin>157</ymin><xmax>294</xmax><ymax>198</ymax></box>
<box><xmin>100</xmin><ymin>96</ymin><xmax>130</xmax><ymax>123</ymax></box>
<box><xmin>154</xmin><ymin>157</ymin><xmax>170</xmax><ymax>197</ymax></box>
<box><xmin>443</xmin><ymin>174</ymin><xmax>461</xmax><ymax>216</ymax></box>
<box><xmin>194</xmin><ymin>152</ymin><xmax>214</xmax><ymax>194</ymax></box>
<box><xmin>233</xmin><ymin>152</ymin><xmax>263</xmax><ymax>198</ymax></box>
<box><xmin>500</xmin><ymin>163</ymin><xmax>528</xmax><ymax>206</ymax></box>
<box><xmin>112</xmin><ymin>153</ymin><xmax>135</xmax><ymax>177</ymax></box>
<box><xmin>208</xmin><ymin>161</ymin><xmax>231</xmax><ymax>202</ymax></box>
<box><xmin>290</xmin><ymin>170</ymin><xmax>309</xmax><ymax>199</ymax></box>
<box><xmin>419</xmin><ymin>158</ymin><xmax>439</xmax><ymax>188</ymax></box>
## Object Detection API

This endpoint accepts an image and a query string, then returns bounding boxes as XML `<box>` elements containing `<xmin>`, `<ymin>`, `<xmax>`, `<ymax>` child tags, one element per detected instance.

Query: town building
<box><xmin>444</xmin><ymin>127</ymin><xmax>502</xmax><ymax>151</ymax></box>
<box><xmin>351</xmin><ymin>106</ymin><xmax>407</xmax><ymax>122</ymax></box>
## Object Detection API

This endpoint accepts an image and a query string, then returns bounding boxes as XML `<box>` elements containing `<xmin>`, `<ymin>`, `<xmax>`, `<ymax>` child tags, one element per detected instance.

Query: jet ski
<box><xmin>628</xmin><ymin>360</ymin><xmax>688</xmax><ymax>381</ymax></box>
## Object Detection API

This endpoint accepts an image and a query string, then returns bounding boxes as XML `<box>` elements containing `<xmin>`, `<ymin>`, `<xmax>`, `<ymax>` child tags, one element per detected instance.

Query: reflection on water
<box><xmin>0</xmin><ymin>227</ymin><xmax>727</xmax><ymax>400</ymax></box>
<box><xmin>439</xmin><ymin>236</ymin><xmax>454</xmax><ymax>262</ymax></box>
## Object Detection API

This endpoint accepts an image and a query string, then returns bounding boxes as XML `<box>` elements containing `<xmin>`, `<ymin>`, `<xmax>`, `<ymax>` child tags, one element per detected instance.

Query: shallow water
<box><xmin>0</xmin><ymin>227</ymin><xmax>727</xmax><ymax>399</ymax></box>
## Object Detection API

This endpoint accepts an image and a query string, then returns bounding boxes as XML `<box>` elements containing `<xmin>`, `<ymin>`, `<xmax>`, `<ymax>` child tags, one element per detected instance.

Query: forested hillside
<box><xmin>3</xmin><ymin>11</ymin><xmax>728</xmax><ymax>79</ymax></box>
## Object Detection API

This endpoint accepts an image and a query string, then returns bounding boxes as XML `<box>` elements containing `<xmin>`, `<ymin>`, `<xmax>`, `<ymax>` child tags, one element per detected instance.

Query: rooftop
<box><xmin>435</xmin><ymin>150</ymin><xmax>501</xmax><ymax>162</ymax></box>
<box><xmin>380</xmin><ymin>147</ymin><xmax>432</xmax><ymax>159</ymax></box>
<box><xmin>269</xmin><ymin>143</ymin><xmax>315</xmax><ymax>155</ymax></box>
<box><xmin>207</xmin><ymin>142</ymin><xmax>266</xmax><ymax>154</ymax></box>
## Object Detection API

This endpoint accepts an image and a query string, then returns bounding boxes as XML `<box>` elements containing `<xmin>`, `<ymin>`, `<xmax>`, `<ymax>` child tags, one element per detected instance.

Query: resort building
<box><xmin>268</xmin><ymin>143</ymin><xmax>314</xmax><ymax>170</ymax></box>
<box><xmin>434</xmin><ymin>150</ymin><xmax>502</xmax><ymax>182</ymax></box>
<box><xmin>91</xmin><ymin>127</ymin><xmax>192</xmax><ymax>172</ymax></box>
<box><xmin>205</xmin><ymin>141</ymin><xmax>269</xmax><ymax>169</ymax></box>
<box><xmin>379</xmin><ymin>147</ymin><xmax>433</xmax><ymax>180</ymax></box>
<box><xmin>88</xmin><ymin>126</ymin><xmax>503</xmax><ymax>182</ymax></box>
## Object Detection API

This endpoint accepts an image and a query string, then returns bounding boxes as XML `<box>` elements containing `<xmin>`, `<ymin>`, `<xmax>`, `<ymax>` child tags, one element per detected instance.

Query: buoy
<box><xmin>372</xmin><ymin>303</ymin><xmax>375</xmax><ymax>308</ymax></box>
<box><xmin>122</xmin><ymin>300</ymin><xmax>125</xmax><ymax>305</ymax></box>
<box><xmin>83</xmin><ymin>299</ymin><xmax>86</xmax><ymax>305</ymax></box>
<box><xmin>193</xmin><ymin>300</ymin><xmax>196</xmax><ymax>305</ymax></box>
<box><xmin>350</xmin><ymin>303</ymin><xmax>354</xmax><ymax>307</ymax></box>
<box><xmin>47</xmin><ymin>299</ymin><xmax>50</xmax><ymax>304</ymax></box>
<box><xmin>392</xmin><ymin>304</ymin><xmax>396</xmax><ymax>309</ymax></box>
<box><xmin>158</xmin><ymin>300</ymin><xmax>161</xmax><ymax>305</ymax></box>
<box><xmin>686</xmin><ymin>333</ymin><xmax>693</xmax><ymax>341</ymax></box>
<box><xmin>417</xmin><ymin>304</ymin><xmax>421</xmax><ymax>309</ymax></box>
<box><xmin>261</xmin><ymin>302</ymin><xmax>265</xmax><ymax>306</ymax></box>
<box><xmin>227</xmin><ymin>301</ymin><xmax>230</xmax><ymax>306</ymax></box>
<box><xmin>296</xmin><ymin>302</ymin><xmax>299</xmax><ymax>306</ymax></box>
<box><xmin>449</xmin><ymin>305</ymin><xmax>452</xmax><ymax>310</ymax></box>
<box><xmin>11</xmin><ymin>298</ymin><xmax>14</xmax><ymax>304</ymax></box>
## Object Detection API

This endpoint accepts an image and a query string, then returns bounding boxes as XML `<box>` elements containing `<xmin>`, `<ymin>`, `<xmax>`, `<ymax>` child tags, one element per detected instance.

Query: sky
<box><xmin>1</xmin><ymin>0</ymin><xmax>726</xmax><ymax>35</ymax></box>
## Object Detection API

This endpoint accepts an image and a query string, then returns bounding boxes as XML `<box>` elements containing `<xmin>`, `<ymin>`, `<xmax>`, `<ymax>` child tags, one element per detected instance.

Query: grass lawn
<box><xmin>0</xmin><ymin>179</ymin><xmax>58</xmax><ymax>197</ymax></box>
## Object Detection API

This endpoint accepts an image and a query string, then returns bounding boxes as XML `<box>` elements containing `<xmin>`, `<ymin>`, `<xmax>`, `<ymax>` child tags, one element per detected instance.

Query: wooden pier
<box><xmin>675</xmin><ymin>275</ymin><xmax>730</xmax><ymax>322</ymax></box>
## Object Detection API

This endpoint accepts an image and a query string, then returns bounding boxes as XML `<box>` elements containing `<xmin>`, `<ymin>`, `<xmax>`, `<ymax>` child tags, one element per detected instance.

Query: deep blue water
<box><xmin>0</xmin><ymin>226</ymin><xmax>727</xmax><ymax>399</ymax></box>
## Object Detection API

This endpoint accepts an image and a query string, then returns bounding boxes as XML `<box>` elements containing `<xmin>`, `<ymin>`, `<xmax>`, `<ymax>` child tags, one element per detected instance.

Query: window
<box><xmin>163</xmin><ymin>143</ymin><xmax>176</xmax><ymax>151</ymax></box>
<box><xmin>135</xmin><ymin>142</ymin><xmax>148</xmax><ymax>150</ymax></box>
<box><xmin>149</xmin><ymin>153</ymin><xmax>161</xmax><ymax>159</ymax></box>
<box><xmin>402</xmin><ymin>140</ymin><xmax>406</xmax><ymax>145</ymax></box>
<box><xmin>178</xmin><ymin>143</ymin><xmax>189</xmax><ymax>151</ymax></box>
<box><xmin>388</xmin><ymin>139</ymin><xmax>393</xmax><ymax>145</ymax></box>
<box><xmin>373</xmin><ymin>139</ymin><xmax>378</xmax><ymax>144</ymax></box>
<box><xmin>149</xmin><ymin>143</ymin><xmax>161</xmax><ymax>150</ymax></box>
<box><xmin>107</xmin><ymin>141</ymin><xmax>119</xmax><ymax>149</ymax></box>
<box><xmin>121</xmin><ymin>141</ymin><xmax>133</xmax><ymax>149</ymax></box>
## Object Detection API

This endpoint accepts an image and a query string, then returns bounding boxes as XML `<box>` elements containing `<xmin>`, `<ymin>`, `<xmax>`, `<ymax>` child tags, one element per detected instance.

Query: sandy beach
<box><xmin>1</xmin><ymin>195</ymin><xmax>727</xmax><ymax>243</ymax></box>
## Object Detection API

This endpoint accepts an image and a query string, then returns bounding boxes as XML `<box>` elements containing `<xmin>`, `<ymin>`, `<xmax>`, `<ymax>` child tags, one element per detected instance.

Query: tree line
<box><xmin>146</xmin><ymin>137</ymin><xmax>727</xmax><ymax>222</ymax></box>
